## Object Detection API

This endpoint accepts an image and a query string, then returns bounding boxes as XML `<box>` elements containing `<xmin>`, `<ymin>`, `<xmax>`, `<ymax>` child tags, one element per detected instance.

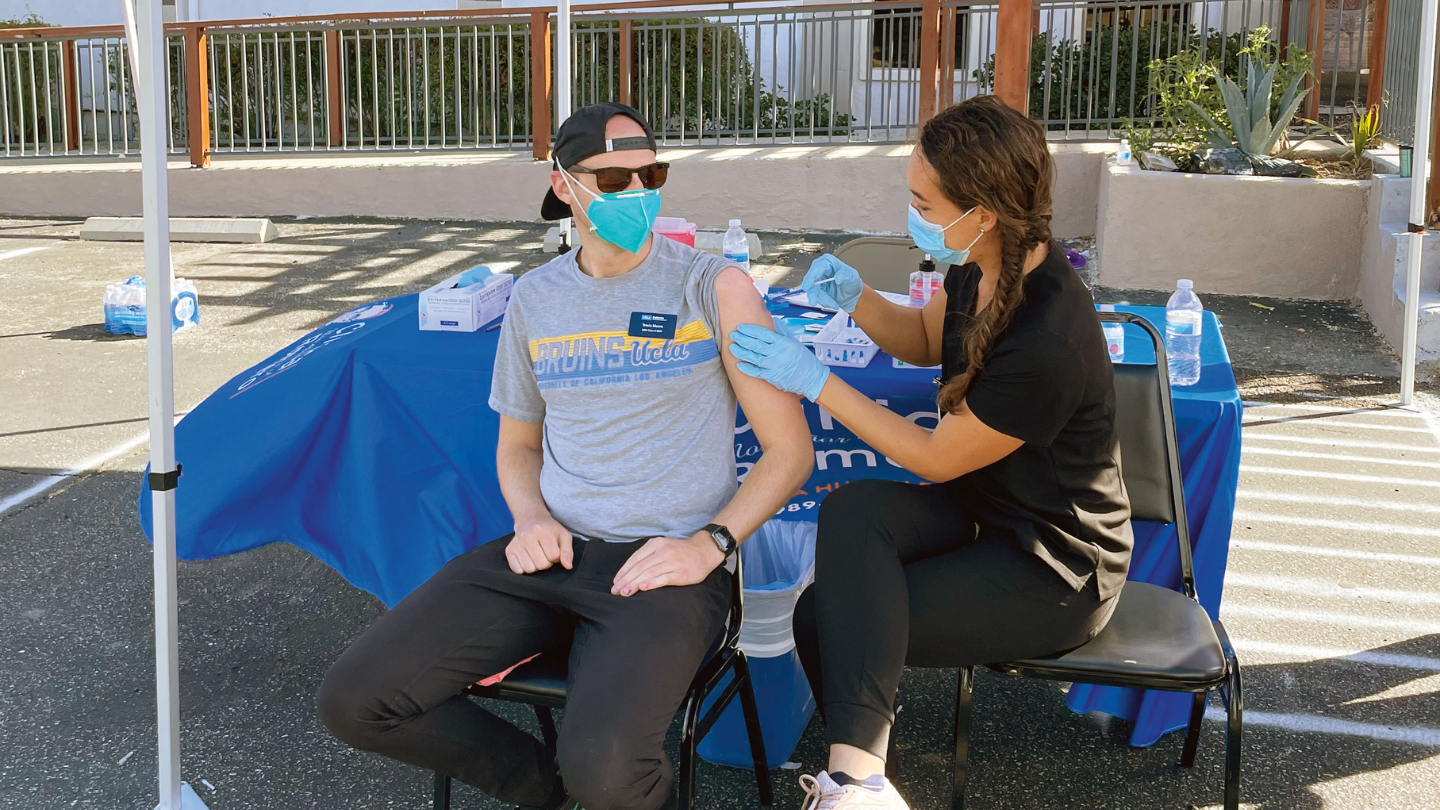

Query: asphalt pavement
<box><xmin>1</xmin><ymin>217</ymin><xmax>1437</xmax><ymax>810</ymax></box>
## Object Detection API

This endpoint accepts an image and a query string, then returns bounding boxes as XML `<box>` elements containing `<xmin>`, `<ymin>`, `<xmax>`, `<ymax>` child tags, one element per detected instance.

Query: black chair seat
<box><xmin>467</xmin><ymin>654</ymin><xmax>569</xmax><ymax>707</ymax></box>
<box><xmin>999</xmin><ymin>581</ymin><xmax>1226</xmax><ymax>689</ymax></box>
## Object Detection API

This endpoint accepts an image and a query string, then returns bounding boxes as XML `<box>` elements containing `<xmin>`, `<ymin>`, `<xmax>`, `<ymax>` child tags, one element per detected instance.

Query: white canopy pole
<box><xmin>133</xmin><ymin>2</ymin><xmax>204</xmax><ymax>810</ymax></box>
<box><xmin>1400</xmin><ymin>0</ymin><xmax>1438</xmax><ymax>406</ymax></box>
<box><xmin>557</xmin><ymin>0</ymin><xmax>574</xmax><ymax>248</ymax></box>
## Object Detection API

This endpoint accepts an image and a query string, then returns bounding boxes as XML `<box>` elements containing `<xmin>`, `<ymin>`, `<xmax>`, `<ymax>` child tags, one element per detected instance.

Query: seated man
<box><xmin>318</xmin><ymin>103</ymin><xmax>813</xmax><ymax>810</ymax></box>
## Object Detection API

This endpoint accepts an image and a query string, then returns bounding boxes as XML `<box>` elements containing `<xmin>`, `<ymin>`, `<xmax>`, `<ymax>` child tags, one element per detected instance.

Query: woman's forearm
<box><xmin>814</xmin><ymin>375</ymin><xmax>950</xmax><ymax>481</ymax></box>
<box><xmin>849</xmin><ymin>287</ymin><xmax>939</xmax><ymax>367</ymax></box>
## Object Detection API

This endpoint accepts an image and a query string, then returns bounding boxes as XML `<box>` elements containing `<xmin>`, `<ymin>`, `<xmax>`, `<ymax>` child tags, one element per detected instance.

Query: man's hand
<box><xmin>611</xmin><ymin>532</ymin><xmax>727</xmax><ymax>596</ymax></box>
<box><xmin>506</xmin><ymin>515</ymin><xmax>574</xmax><ymax>574</ymax></box>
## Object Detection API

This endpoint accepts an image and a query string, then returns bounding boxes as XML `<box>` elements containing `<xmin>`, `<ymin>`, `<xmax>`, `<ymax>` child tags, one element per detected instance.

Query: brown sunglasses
<box><xmin>567</xmin><ymin>162</ymin><xmax>670</xmax><ymax>194</ymax></box>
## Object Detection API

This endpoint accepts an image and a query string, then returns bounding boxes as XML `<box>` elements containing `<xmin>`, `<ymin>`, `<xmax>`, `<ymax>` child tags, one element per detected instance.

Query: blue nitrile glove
<box><xmin>728</xmin><ymin>323</ymin><xmax>831</xmax><ymax>401</ymax></box>
<box><xmin>456</xmin><ymin>265</ymin><xmax>493</xmax><ymax>287</ymax></box>
<box><xmin>801</xmin><ymin>254</ymin><xmax>864</xmax><ymax>313</ymax></box>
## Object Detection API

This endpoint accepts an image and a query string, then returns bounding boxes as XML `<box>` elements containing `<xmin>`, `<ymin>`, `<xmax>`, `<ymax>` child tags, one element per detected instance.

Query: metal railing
<box><xmin>1374</xmin><ymin>0</ymin><xmax>1438</xmax><ymax>144</ymax></box>
<box><xmin>0</xmin><ymin>0</ymin><xmax>1423</xmax><ymax>164</ymax></box>
<box><xmin>0</xmin><ymin>33</ymin><xmax>185</xmax><ymax>157</ymax></box>
<box><xmin>568</xmin><ymin>4</ymin><xmax>928</xmax><ymax>145</ymax></box>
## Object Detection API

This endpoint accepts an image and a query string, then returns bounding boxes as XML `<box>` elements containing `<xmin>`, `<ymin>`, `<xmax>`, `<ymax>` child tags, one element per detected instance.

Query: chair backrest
<box><xmin>831</xmin><ymin>237</ymin><xmax>921</xmax><ymax>294</ymax></box>
<box><xmin>1099</xmin><ymin>311</ymin><xmax>1196</xmax><ymax>599</ymax></box>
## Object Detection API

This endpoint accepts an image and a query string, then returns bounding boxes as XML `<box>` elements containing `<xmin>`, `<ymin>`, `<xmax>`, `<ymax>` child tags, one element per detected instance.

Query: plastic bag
<box><xmin>738</xmin><ymin>519</ymin><xmax>816</xmax><ymax>657</ymax></box>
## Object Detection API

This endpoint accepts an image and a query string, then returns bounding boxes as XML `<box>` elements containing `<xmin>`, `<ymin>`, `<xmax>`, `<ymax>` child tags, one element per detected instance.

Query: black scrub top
<box><xmin>940</xmin><ymin>241</ymin><xmax>1133</xmax><ymax>600</ymax></box>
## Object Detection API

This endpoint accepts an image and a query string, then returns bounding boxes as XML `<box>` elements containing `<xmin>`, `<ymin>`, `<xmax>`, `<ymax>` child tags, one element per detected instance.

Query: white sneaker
<box><xmin>798</xmin><ymin>771</ymin><xmax>910</xmax><ymax>810</ymax></box>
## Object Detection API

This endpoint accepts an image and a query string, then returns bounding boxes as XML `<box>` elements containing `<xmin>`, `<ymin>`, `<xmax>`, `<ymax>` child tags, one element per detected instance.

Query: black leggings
<box><xmin>793</xmin><ymin>479</ymin><xmax>1119</xmax><ymax>759</ymax></box>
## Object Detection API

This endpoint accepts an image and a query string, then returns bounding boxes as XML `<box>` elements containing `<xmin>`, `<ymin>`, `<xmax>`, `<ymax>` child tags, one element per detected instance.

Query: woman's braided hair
<box><xmin>922</xmin><ymin>96</ymin><xmax>1055</xmax><ymax>415</ymax></box>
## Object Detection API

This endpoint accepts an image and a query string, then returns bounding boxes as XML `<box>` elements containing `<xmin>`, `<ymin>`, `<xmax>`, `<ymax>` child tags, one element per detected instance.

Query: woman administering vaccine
<box><xmin>728</xmin><ymin>96</ymin><xmax>1132</xmax><ymax>810</ymax></box>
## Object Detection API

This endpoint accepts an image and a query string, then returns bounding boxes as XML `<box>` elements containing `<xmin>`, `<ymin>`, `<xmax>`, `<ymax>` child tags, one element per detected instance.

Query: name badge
<box><xmin>628</xmin><ymin>312</ymin><xmax>678</xmax><ymax>339</ymax></box>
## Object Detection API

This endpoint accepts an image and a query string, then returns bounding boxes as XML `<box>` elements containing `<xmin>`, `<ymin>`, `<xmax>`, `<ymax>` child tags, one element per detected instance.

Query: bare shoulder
<box><xmin>713</xmin><ymin>265</ymin><xmax>764</xmax><ymax>318</ymax></box>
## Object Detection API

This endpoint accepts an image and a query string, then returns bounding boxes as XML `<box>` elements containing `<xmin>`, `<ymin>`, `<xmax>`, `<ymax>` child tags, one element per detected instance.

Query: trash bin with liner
<box><xmin>697</xmin><ymin>519</ymin><xmax>817</xmax><ymax>769</ymax></box>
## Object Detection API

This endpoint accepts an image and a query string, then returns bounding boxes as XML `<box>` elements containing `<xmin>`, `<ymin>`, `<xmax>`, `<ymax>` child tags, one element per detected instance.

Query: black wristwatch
<box><xmin>702</xmin><ymin>523</ymin><xmax>738</xmax><ymax>559</ymax></box>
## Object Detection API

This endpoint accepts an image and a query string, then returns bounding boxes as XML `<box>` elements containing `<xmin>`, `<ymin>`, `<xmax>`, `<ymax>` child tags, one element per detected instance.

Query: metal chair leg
<box><xmin>535</xmin><ymin>705</ymin><xmax>559</xmax><ymax>758</ymax></box>
<box><xmin>734</xmin><ymin>651</ymin><xmax>774</xmax><ymax>807</ymax></box>
<box><xmin>1180</xmin><ymin>692</ymin><xmax>1206</xmax><ymax>767</ymax></box>
<box><xmin>433</xmin><ymin>772</ymin><xmax>452</xmax><ymax>810</ymax></box>
<box><xmin>952</xmin><ymin>666</ymin><xmax>975</xmax><ymax>810</ymax></box>
<box><xmin>1222</xmin><ymin>666</ymin><xmax>1243</xmax><ymax>810</ymax></box>
<box><xmin>678</xmin><ymin>690</ymin><xmax>703</xmax><ymax>810</ymax></box>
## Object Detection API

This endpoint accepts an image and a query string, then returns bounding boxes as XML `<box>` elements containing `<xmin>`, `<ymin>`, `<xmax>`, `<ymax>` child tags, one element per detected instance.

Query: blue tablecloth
<box><xmin>140</xmin><ymin>296</ymin><xmax>1239</xmax><ymax>748</ymax></box>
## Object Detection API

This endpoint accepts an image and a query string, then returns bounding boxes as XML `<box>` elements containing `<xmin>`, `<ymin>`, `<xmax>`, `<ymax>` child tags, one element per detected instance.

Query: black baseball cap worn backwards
<box><xmin>541</xmin><ymin>102</ymin><xmax>658</xmax><ymax>221</ymax></box>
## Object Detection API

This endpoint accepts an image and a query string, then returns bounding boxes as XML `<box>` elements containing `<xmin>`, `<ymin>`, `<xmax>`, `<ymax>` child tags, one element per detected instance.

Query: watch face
<box><xmin>707</xmin><ymin>525</ymin><xmax>735</xmax><ymax>553</ymax></box>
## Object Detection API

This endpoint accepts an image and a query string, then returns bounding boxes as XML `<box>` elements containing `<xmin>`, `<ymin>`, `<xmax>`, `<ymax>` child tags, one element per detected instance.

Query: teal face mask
<box><xmin>562</xmin><ymin>168</ymin><xmax>662</xmax><ymax>254</ymax></box>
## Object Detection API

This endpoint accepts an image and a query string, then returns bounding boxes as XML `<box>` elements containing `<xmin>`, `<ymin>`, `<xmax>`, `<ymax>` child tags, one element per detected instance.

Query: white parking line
<box><xmin>1246</xmin><ymin>420</ymin><xmax>1437</xmax><ymax>434</ymax></box>
<box><xmin>1243</xmin><ymin>402</ymin><xmax>1427</xmax><ymax>419</ymax></box>
<box><xmin>1232</xmin><ymin>511</ymin><xmax>1440</xmax><ymax>539</ymax></box>
<box><xmin>1230</xmin><ymin>639</ymin><xmax>1440</xmax><ymax>672</ymax></box>
<box><xmin>1222</xmin><ymin>604</ymin><xmax>1440</xmax><ymax>633</ymax></box>
<box><xmin>1233</xmin><ymin>539</ymin><xmax>1440</xmax><ymax>566</ymax></box>
<box><xmin>1241</xmin><ymin>446</ymin><xmax>1440</xmax><ymax>468</ymax></box>
<box><xmin>0</xmin><ymin>245</ymin><xmax>50</xmax><ymax>262</ymax></box>
<box><xmin>1226</xmin><ymin>572</ymin><xmax>1440</xmax><ymax>605</ymax></box>
<box><xmin>1243</xmin><ymin>434</ymin><xmax>1440</xmax><ymax>452</ymax></box>
<box><xmin>0</xmin><ymin>431</ymin><xmax>150</xmax><ymax>515</ymax></box>
<box><xmin>1204</xmin><ymin>706</ymin><xmax>1440</xmax><ymax>747</ymax></box>
<box><xmin>1235</xmin><ymin>491</ymin><xmax>1440</xmax><ymax>516</ymax></box>
<box><xmin>1239</xmin><ymin>466</ymin><xmax>1440</xmax><ymax>487</ymax></box>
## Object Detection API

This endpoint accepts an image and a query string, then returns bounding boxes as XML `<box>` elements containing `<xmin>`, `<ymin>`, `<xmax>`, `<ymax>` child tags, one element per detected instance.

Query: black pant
<box><xmin>793</xmin><ymin>479</ymin><xmax>1119</xmax><ymax>759</ymax></box>
<box><xmin>318</xmin><ymin>536</ymin><xmax>730</xmax><ymax>810</ymax></box>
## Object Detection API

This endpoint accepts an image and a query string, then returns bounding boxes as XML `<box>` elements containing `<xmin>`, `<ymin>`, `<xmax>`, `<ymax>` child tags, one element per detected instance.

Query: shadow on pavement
<box><xmin>4</xmin><ymin>467</ymin><xmax>1438</xmax><ymax>810</ymax></box>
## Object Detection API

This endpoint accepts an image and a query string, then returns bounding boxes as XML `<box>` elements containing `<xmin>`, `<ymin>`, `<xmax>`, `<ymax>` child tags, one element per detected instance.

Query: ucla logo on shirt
<box><xmin>529</xmin><ymin>320</ymin><xmax>718</xmax><ymax>390</ymax></box>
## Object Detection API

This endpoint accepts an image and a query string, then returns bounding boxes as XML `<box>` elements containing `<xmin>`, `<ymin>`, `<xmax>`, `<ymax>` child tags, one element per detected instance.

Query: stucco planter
<box><xmin>1095</xmin><ymin>159</ymin><xmax>1369</xmax><ymax>300</ymax></box>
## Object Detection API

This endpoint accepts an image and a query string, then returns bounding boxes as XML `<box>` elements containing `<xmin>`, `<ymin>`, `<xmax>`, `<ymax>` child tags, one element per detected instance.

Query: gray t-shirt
<box><xmin>488</xmin><ymin>235</ymin><xmax>739</xmax><ymax>541</ymax></box>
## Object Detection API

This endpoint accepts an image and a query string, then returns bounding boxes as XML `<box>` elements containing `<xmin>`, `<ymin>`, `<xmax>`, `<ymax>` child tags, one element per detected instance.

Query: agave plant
<box><xmin>1189</xmin><ymin>55</ymin><xmax>1310</xmax><ymax>157</ymax></box>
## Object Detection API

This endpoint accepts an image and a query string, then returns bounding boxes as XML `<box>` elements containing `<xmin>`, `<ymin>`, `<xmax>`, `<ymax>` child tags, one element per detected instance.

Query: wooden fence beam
<box><xmin>1279</xmin><ymin>0</ymin><xmax>1292</xmax><ymax>59</ymax></box>
<box><xmin>1430</xmin><ymin>72</ymin><xmax>1440</xmax><ymax>227</ymax></box>
<box><xmin>918</xmin><ymin>0</ymin><xmax>942</xmax><ymax>127</ymax></box>
<box><xmin>184</xmin><ymin>25</ymin><xmax>210</xmax><ymax>167</ymax></box>
<box><xmin>61</xmin><ymin>40</ymin><xmax>81</xmax><ymax>152</ymax></box>
<box><xmin>619</xmin><ymin>19</ymin><xmax>632</xmax><ymax>107</ymax></box>
<box><xmin>1366</xmin><ymin>0</ymin><xmax>1389</xmax><ymax>112</ymax></box>
<box><xmin>531</xmin><ymin>10</ymin><xmax>553</xmax><ymax>160</ymax></box>
<box><xmin>325</xmin><ymin>30</ymin><xmax>343</xmax><ymax>147</ymax></box>
<box><xmin>941</xmin><ymin>6</ymin><xmax>956</xmax><ymax>110</ymax></box>
<box><xmin>994</xmin><ymin>0</ymin><xmax>1032</xmax><ymax>114</ymax></box>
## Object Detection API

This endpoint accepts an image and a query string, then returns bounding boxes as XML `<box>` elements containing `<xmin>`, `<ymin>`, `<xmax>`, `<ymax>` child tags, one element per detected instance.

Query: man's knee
<box><xmin>316</xmin><ymin>655</ymin><xmax>398</xmax><ymax>751</ymax></box>
<box><xmin>557</xmin><ymin>745</ymin><xmax>672</xmax><ymax>810</ymax></box>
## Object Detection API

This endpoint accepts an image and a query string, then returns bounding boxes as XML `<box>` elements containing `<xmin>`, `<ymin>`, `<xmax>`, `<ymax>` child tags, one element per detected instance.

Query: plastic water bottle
<box><xmin>909</xmin><ymin>255</ymin><xmax>943</xmax><ymax>307</ymax></box>
<box><xmin>723</xmin><ymin>219</ymin><xmax>750</xmax><ymax>274</ymax></box>
<box><xmin>1164</xmin><ymin>279</ymin><xmax>1203</xmax><ymax>387</ymax></box>
<box><xmin>1117</xmin><ymin>138</ymin><xmax>1133</xmax><ymax>165</ymax></box>
<box><xmin>1098</xmin><ymin>304</ymin><xmax>1124</xmax><ymax>363</ymax></box>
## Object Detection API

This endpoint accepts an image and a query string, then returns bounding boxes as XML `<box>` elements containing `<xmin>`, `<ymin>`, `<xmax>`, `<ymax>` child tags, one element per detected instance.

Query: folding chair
<box><xmin>830</xmin><ymin>236</ymin><xmax>920</xmax><ymax>294</ymax></box>
<box><xmin>944</xmin><ymin>311</ymin><xmax>1243</xmax><ymax>810</ymax></box>
<box><xmin>432</xmin><ymin>550</ymin><xmax>774</xmax><ymax>810</ymax></box>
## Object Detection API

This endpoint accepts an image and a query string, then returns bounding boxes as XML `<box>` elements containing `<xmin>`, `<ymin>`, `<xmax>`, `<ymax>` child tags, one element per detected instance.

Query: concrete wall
<box><xmin>0</xmin><ymin>142</ymin><xmax>1107</xmax><ymax>237</ymax></box>
<box><xmin>1095</xmin><ymin>160</ymin><xmax>1368</xmax><ymax>299</ymax></box>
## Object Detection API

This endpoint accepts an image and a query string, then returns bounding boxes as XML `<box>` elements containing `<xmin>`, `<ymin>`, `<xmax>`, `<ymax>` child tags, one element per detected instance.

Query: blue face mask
<box><xmin>563</xmin><ymin>168</ymin><xmax>662</xmax><ymax>254</ymax></box>
<box><xmin>908</xmin><ymin>204</ymin><xmax>982</xmax><ymax>266</ymax></box>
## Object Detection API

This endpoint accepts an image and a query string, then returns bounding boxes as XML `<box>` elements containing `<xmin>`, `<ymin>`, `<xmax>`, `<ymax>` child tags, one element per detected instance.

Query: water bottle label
<box><xmin>723</xmin><ymin>250</ymin><xmax>749</xmax><ymax>263</ymax></box>
<box><xmin>1165</xmin><ymin>309</ymin><xmax>1202</xmax><ymax>336</ymax></box>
